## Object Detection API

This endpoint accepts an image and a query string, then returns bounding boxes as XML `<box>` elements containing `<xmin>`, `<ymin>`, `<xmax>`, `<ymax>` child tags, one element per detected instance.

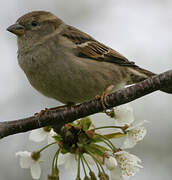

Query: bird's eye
<box><xmin>31</xmin><ymin>21</ymin><xmax>39</xmax><ymax>27</ymax></box>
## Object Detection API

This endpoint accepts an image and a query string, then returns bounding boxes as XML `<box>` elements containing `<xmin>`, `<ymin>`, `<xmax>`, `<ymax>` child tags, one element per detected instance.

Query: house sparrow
<box><xmin>7</xmin><ymin>11</ymin><xmax>171</xmax><ymax>104</ymax></box>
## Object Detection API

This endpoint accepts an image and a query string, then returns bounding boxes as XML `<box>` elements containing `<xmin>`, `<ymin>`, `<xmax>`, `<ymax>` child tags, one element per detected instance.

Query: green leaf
<box><xmin>85</xmin><ymin>144</ymin><xmax>104</xmax><ymax>156</ymax></box>
<box><xmin>93</xmin><ymin>143</ymin><xmax>110</xmax><ymax>152</ymax></box>
<box><xmin>91</xmin><ymin>134</ymin><xmax>103</xmax><ymax>142</ymax></box>
<box><xmin>53</xmin><ymin>135</ymin><xmax>62</xmax><ymax>141</ymax></box>
<box><xmin>91</xmin><ymin>133</ymin><xmax>125</xmax><ymax>143</ymax></box>
<box><xmin>104</xmin><ymin>132</ymin><xmax>125</xmax><ymax>139</ymax></box>
<box><xmin>80</xmin><ymin>117</ymin><xmax>92</xmax><ymax>131</ymax></box>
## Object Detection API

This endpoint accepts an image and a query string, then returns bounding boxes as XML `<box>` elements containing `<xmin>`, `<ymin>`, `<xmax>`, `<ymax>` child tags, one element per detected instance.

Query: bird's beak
<box><xmin>7</xmin><ymin>23</ymin><xmax>25</xmax><ymax>36</ymax></box>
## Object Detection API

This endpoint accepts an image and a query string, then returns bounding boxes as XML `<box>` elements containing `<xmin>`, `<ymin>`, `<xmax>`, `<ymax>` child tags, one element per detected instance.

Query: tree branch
<box><xmin>0</xmin><ymin>70</ymin><xmax>172</xmax><ymax>139</ymax></box>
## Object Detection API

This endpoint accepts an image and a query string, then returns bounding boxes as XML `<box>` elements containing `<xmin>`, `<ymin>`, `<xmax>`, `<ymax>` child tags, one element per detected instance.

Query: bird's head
<box><xmin>7</xmin><ymin>11</ymin><xmax>63</xmax><ymax>49</ymax></box>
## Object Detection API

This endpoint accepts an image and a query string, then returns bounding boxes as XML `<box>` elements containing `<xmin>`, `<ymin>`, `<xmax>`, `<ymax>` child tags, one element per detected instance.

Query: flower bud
<box><xmin>89</xmin><ymin>171</ymin><xmax>97</xmax><ymax>180</ymax></box>
<box><xmin>84</xmin><ymin>176</ymin><xmax>91</xmax><ymax>180</ymax></box>
<box><xmin>105</xmin><ymin>156</ymin><xmax>117</xmax><ymax>170</ymax></box>
<box><xmin>98</xmin><ymin>172</ymin><xmax>109</xmax><ymax>180</ymax></box>
<box><xmin>31</xmin><ymin>151</ymin><xmax>41</xmax><ymax>161</ymax></box>
<box><xmin>48</xmin><ymin>174</ymin><xmax>59</xmax><ymax>180</ymax></box>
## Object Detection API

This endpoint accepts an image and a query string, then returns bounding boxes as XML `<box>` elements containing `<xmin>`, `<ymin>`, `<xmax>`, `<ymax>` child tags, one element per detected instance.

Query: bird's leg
<box><xmin>95</xmin><ymin>85</ymin><xmax>114</xmax><ymax>111</ymax></box>
<box><xmin>35</xmin><ymin>102</ymin><xmax>75</xmax><ymax>118</ymax></box>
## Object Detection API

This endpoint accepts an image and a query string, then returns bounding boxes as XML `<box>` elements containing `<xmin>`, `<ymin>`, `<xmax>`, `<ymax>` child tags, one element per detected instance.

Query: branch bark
<box><xmin>0</xmin><ymin>70</ymin><xmax>172</xmax><ymax>139</ymax></box>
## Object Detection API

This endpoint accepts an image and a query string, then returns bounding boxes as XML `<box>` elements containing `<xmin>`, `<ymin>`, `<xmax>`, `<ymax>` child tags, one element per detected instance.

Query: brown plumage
<box><xmin>7</xmin><ymin>11</ymin><xmax>171</xmax><ymax>104</ymax></box>
<box><xmin>61</xmin><ymin>25</ymin><xmax>136</xmax><ymax>66</ymax></box>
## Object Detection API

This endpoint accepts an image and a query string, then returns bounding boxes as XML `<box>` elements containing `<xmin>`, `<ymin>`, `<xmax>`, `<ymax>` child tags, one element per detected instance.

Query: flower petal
<box><xmin>126</xmin><ymin>120</ymin><xmax>148</xmax><ymax>131</ymax></box>
<box><xmin>123</xmin><ymin>127</ymin><xmax>147</xmax><ymax>149</ymax></box>
<box><xmin>58</xmin><ymin>153</ymin><xmax>77</xmax><ymax>175</ymax></box>
<box><xmin>58</xmin><ymin>153</ymin><xmax>68</xmax><ymax>165</ymax></box>
<box><xmin>114</xmin><ymin>151</ymin><xmax>142</xmax><ymax>178</ymax></box>
<box><xmin>114</xmin><ymin>104</ymin><xmax>134</xmax><ymax>126</ymax></box>
<box><xmin>110</xmin><ymin>167</ymin><xmax>123</xmax><ymax>180</ymax></box>
<box><xmin>105</xmin><ymin>156</ymin><xmax>118</xmax><ymax>170</ymax></box>
<box><xmin>47</xmin><ymin>129</ymin><xmax>57</xmax><ymax>144</ymax></box>
<box><xmin>29</xmin><ymin>128</ymin><xmax>48</xmax><ymax>142</ymax></box>
<box><xmin>121</xmin><ymin>136</ymin><xmax>136</xmax><ymax>149</ymax></box>
<box><xmin>83</xmin><ymin>153</ymin><xmax>95</xmax><ymax>165</ymax></box>
<box><xmin>122</xmin><ymin>165</ymin><xmax>140</xmax><ymax>178</ymax></box>
<box><xmin>30</xmin><ymin>162</ymin><xmax>41</xmax><ymax>179</ymax></box>
<box><xmin>16</xmin><ymin>151</ymin><xmax>32</xmax><ymax>168</ymax></box>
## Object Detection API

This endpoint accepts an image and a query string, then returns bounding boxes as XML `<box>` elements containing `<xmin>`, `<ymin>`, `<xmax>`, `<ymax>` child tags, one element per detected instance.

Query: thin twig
<box><xmin>0</xmin><ymin>70</ymin><xmax>172</xmax><ymax>139</ymax></box>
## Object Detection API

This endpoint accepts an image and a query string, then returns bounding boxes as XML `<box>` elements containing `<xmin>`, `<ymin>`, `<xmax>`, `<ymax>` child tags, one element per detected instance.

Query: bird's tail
<box><xmin>127</xmin><ymin>66</ymin><xmax>172</xmax><ymax>94</ymax></box>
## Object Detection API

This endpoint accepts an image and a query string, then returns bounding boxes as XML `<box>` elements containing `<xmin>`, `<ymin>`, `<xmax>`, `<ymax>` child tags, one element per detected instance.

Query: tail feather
<box><xmin>128</xmin><ymin>66</ymin><xmax>172</xmax><ymax>94</ymax></box>
<box><xmin>128</xmin><ymin>66</ymin><xmax>156</xmax><ymax>84</ymax></box>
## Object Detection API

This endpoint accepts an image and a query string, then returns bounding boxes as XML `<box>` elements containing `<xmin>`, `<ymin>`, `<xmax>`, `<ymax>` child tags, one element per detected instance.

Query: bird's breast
<box><xmin>17</xmin><ymin>44</ymin><xmax>128</xmax><ymax>104</ymax></box>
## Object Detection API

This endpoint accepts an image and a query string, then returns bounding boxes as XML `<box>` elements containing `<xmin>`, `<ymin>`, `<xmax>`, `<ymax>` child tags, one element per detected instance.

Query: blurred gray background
<box><xmin>0</xmin><ymin>0</ymin><xmax>172</xmax><ymax>179</ymax></box>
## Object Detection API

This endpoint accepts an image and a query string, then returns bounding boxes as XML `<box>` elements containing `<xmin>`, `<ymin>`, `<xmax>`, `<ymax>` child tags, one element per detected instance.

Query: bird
<box><xmin>7</xmin><ymin>11</ymin><xmax>171</xmax><ymax>106</ymax></box>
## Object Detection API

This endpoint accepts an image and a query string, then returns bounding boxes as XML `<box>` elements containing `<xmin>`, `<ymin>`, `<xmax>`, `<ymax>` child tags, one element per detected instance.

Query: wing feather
<box><xmin>60</xmin><ymin>25</ymin><xmax>137</xmax><ymax>67</ymax></box>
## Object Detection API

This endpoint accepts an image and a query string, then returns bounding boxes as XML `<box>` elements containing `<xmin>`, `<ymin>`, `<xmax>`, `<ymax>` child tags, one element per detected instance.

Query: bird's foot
<box><xmin>34</xmin><ymin>108</ymin><xmax>49</xmax><ymax>118</ymax></box>
<box><xmin>95</xmin><ymin>85</ymin><xmax>114</xmax><ymax>111</ymax></box>
<box><xmin>34</xmin><ymin>102</ymin><xmax>75</xmax><ymax>118</ymax></box>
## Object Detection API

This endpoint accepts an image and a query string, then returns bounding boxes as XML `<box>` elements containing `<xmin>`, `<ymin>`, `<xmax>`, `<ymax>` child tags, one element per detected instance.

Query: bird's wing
<box><xmin>60</xmin><ymin>25</ymin><xmax>137</xmax><ymax>67</ymax></box>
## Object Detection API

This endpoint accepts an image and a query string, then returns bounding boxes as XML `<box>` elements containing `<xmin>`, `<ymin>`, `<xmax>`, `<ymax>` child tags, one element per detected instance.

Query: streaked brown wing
<box><xmin>61</xmin><ymin>25</ymin><xmax>137</xmax><ymax>67</ymax></box>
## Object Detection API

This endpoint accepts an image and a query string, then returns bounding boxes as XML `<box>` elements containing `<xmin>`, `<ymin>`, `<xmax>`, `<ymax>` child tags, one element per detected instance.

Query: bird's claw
<box><xmin>95</xmin><ymin>85</ymin><xmax>114</xmax><ymax>110</ymax></box>
<box><xmin>34</xmin><ymin>108</ymin><xmax>49</xmax><ymax>118</ymax></box>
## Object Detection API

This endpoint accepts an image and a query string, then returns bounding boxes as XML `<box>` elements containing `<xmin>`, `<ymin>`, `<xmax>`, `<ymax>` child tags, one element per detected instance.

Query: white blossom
<box><xmin>48</xmin><ymin>129</ymin><xmax>58</xmax><ymax>144</ymax></box>
<box><xmin>105</xmin><ymin>156</ymin><xmax>118</xmax><ymax>170</ymax></box>
<box><xmin>114</xmin><ymin>104</ymin><xmax>134</xmax><ymax>126</ymax></box>
<box><xmin>29</xmin><ymin>128</ymin><xmax>57</xmax><ymax>144</ymax></box>
<box><xmin>122</xmin><ymin>121</ymin><xmax>147</xmax><ymax>149</ymax></box>
<box><xmin>58</xmin><ymin>153</ymin><xmax>94</xmax><ymax>176</ymax></box>
<box><xmin>58</xmin><ymin>153</ymin><xmax>78</xmax><ymax>176</ymax></box>
<box><xmin>16</xmin><ymin>151</ymin><xmax>41</xmax><ymax>179</ymax></box>
<box><xmin>113</xmin><ymin>151</ymin><xmax>143</xmax><ymax>179</ymax></box>
<box><xmin>83</xmin><ymin>153</ymin><xmax>95</xmax><ymax>165</ymax></box>
<box><xmin>110</xmin><ymin>167</ymin><xmax>123</xmax><ymax>180</ymax></box>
